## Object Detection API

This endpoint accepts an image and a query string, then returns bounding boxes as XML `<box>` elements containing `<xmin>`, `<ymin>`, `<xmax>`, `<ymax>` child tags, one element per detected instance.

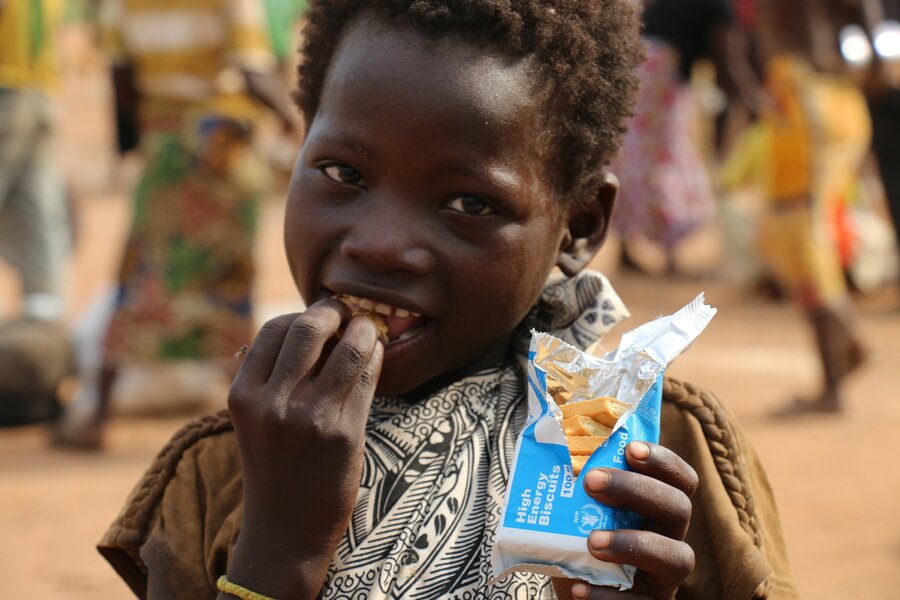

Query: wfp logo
<box><xmin>574</xmin><ymin>503</ymin><xmax>604</xmax><ymax>535</ymax></box>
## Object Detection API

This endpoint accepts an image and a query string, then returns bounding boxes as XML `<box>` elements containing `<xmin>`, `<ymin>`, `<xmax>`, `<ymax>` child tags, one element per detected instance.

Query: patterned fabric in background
<box><xmin>612</xmin><ymin>40</ymin><xmax>717</xmax><ymax>251</ymax></box>
<box><xmin>321</xmin><ymin>271</ymin><xmax>629</xmax><ymax>599</ymax></box>
<box><xmin>102</xmin><ymin>119</ymin><xmax>264</xmax><ymax>368</ymax></box>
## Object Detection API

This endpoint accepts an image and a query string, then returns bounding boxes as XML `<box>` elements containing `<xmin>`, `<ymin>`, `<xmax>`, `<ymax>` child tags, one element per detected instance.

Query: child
<box><xmin>99</xmin><ymin>2</ymin><xmax>798</xmax><ymax>598</ymax></box>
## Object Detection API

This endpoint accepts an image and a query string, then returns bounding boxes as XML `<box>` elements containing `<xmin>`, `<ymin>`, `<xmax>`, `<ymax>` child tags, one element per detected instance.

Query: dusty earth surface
<box><xmin>2</xmin><ymin>26</ymin><xmax>900</xmax><ymax>599</ymax></box>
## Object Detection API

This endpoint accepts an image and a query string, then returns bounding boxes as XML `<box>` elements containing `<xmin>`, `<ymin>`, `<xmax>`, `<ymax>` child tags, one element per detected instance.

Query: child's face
<box><xmin>285</xmin><ymin>15</ymin><xmax>573</xmax><ymax>396</ymax></box>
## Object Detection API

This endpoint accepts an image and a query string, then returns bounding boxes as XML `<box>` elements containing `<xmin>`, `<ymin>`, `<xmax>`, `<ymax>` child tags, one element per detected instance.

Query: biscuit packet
<box><xmin>490</xmin><ymin>294</ymin><xmax>717</xmax><ymax>589</ymax></box>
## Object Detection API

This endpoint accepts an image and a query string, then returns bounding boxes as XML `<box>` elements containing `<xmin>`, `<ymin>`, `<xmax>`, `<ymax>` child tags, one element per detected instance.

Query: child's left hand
<box><xmin>552</xmin><ymin>441</ymin><xmax>698</xmax><ymax>600</ymax></box>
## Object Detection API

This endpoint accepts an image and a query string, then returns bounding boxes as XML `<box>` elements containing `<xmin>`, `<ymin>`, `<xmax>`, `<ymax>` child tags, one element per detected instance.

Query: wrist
<box><xmin>227</xmin><ymin>528</ymin><xmax>333</xmax><ymax>600</ymax></box>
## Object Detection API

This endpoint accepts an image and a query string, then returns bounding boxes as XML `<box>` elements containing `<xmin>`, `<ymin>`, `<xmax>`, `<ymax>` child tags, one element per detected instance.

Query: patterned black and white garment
<box><xmin>321</xmin><ymin>271</ymin><xmax>630</xmax><ymax>599</ymax></box>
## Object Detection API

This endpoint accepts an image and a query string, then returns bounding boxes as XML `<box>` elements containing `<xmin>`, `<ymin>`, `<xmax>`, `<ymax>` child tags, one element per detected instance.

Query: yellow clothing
<box><xmin>763</xmin><ymin>56</ymin><xmax>813</xmax><ymax>202</ymax></box>
<box><xmin>99</xmin><ymin>0</ymin><xmax>276</xmax><ymax>123</ymax></box>
<box><xmin>0</xmin><ymin>0</ymin><xmax>64</xmax><ymax>91</ymax></box>
<box><xmin>723</xmin><ymin>61</ymin><xmax>872</xmax><ymax>206</ymax></box>
<box><xmin>717</xmin><ymin>122</ymin><xmax>768</xmax><ymax>192</ymax></box>
<box><xmin>761</xmin><ymin>55</ymin><xmax>872</xmax><ymax>208</ymax></box>
<box><xmin>757</xmin><ymin>205</ymin><xmax>848</xmax><ymax>308</ymax></box>
<box><xmin>746</xmin><ymin>54</ymin><xmax>872</xmax><ymax>309</ymax></box>
<box><xmin>808</xmin><ymin>77</ymin><xmax>871</xmax><ymax>217</ymax></box>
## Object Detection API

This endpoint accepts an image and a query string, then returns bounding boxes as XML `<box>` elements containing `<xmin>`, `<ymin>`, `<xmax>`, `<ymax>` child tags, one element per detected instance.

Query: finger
<box><xmin>236</xmin><ymin>314</ymin><xmax>300</xmax><ymax>386</ymax></box>
<box><xmin>586</xmin><ymin>529</ymin><xmax>694</xmax><ymax>583</ymax></box>
<box><xmin>339</xmin><ymin>337</ymin><xmax>383</xmax><ymax>423</ymax></box>
<box><xmin>625</xmin><ymin>442</ymin><xmax>699</xmax><ymax>499</ymax></box>
<box><xmin>316</xmin><ymin>316</ymin><xmax>380</xmax><ymax>399</ymax></box>
<box><xmin>583</xmin><ymin>468</ymin><xmax>691</xmax><ymax>539</ymax></box>
<box><xmin>569</xmin><ymin>581</ymin><xmax>653</xmax><ymax>600</ymax></box>
<box><xmin>269</xmin><ymin>299</ymin><xmax>349</xmax><ymax>390</ymax></box>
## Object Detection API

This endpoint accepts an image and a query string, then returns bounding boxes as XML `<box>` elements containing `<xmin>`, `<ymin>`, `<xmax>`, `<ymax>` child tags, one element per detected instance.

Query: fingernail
<box><xmin>629</xmin><ymin>441</ymin><xmax>651</xmax><ymax>460</ymax></box>
<box><xmin>584</xmin><ymin>469</ymin><xmax>610</xmax><ymax>493</ymax></box>
<box><xmin>571</xmin><ymin>582</ymin><xmax>590</xmax><ymax>599</ymax></box>
<box><xmin>589</xmin><ymin>530</ymin><xmax>613</xmax><ymax>550</ymax></box>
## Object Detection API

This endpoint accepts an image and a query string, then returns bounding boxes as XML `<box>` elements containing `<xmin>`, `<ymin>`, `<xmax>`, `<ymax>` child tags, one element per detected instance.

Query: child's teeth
<box><xmin>336</xmin><ymin>294</ymin><xmax>421</xmax><ymax>320</ymax></box>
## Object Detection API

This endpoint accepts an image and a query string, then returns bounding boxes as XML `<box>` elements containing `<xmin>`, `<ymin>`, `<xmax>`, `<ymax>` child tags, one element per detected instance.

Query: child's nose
<box><xmin>339</xmin><ymin>206</ymin><xmax>434</xmax><ymax>275</ymax></box>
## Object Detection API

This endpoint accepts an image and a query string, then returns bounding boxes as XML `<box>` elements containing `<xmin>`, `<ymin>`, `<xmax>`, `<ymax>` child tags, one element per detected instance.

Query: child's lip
<box><xmin>382</xmin><ymin>318</ymin><xmax>437</xmax><ymax>351</ymax></box>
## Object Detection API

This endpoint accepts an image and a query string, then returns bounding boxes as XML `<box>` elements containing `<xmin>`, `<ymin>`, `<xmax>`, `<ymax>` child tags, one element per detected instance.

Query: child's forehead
<box><xmin>325</xmin><ymin>13</ymin><xmax>544</xmax><ymax>124</ymax></box>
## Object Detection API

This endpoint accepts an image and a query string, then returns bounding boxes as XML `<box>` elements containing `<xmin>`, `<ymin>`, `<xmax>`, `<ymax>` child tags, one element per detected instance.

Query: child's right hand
<box><xmin>224</xmin><ymin>299</ymin><xmax>384</xmax><ymax>599</ymax></box>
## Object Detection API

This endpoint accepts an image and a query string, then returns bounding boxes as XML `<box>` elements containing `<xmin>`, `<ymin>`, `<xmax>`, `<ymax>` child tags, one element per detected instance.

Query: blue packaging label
<box><xmin>501</xmin><ymin>356</ymin><xmax>663</xmax><ymax>538</ymax></box>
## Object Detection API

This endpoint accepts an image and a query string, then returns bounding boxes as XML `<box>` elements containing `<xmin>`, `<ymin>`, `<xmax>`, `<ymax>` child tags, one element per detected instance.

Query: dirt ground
<box><xmin>2</xmin><ymin>26</ymin><xmax>900</xmax><ymax>599</ymax></box>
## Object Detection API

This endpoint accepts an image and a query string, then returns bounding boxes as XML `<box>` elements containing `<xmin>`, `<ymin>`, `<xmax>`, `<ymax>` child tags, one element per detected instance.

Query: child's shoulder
<box><xmin>660</xmin><ymin>377</ymin><xmax>799</xmax><ymax>599</ymax></box>
<box><xmin>98</xmin><ymin>411</ymin><xmax>240</xmax><ymax>597</ymax></box>
<box><xmin>660</xmin><ymin>377</ymin><xmax>760</xmax><ymax>539</ymax></box>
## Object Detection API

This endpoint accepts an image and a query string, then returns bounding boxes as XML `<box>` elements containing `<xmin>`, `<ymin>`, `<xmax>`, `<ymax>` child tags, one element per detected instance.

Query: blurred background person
<box><xmin>0</xmin><ymin>0</ymin><xmax>71</xmax><ymax>323</ymax></box>
<box><xmin>753</xmin><ymin>0</ymin><xmax>871</xmax><ymax>414</ymax></box>
<box><xmin>0</xmin><ymin>0</ymin><xmax>75</xmax><ymax>427</ymax></box>
<box><xmin>613</xmin><ymin>0</ymin><xmax>759</xmax><ymax>275</ymax></box>
<box><xmin>53</xmin><ymin>0</ymin><xmax>300</xmax><ymax>449</ymax></box>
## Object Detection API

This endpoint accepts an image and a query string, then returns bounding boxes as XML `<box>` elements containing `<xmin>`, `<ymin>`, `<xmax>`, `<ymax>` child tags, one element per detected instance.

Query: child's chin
<box><xmin>374</xmin><ymin>368</ymin><xmax>423</xmax><ymax>397</ymax></box>
<box><xmin>374</xmin><ymin>360</ymin><xmax>447</xmax><ymax>398</ymax></box>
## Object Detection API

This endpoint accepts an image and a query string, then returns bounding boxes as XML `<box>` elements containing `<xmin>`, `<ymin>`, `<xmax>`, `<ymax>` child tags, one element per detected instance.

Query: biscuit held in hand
<box><xmin>333</xmin><ymin>294</ymin><xmax>429</xmax><ymax>344</ymax></box>
<box><xmin>334</xmin><ymin>295</ymin><xmax>389</xmax><ymax>343</ymax></box>
<box><xmin>570</xmin><ymin>455</ymin><xmax>588</xmax><ymax>476</ymax></box>
<box><xmin>566</xmin><ymin>435</ymin><xmax>608</xmax><ymax>456</ymax></box>
<box><xmin>562</xmin><ymin>415</ymin><xmax>613</xmax><ymax>438</ymax></box>
<box><xmin>565</xmin><ymin>427</ymin><xmax>610</xmax><ymax>475</ymax></box>
<box><xmin>560</xmin><ymin>395</ymin><xmax>628</xmax><ymax>427</ymax></box>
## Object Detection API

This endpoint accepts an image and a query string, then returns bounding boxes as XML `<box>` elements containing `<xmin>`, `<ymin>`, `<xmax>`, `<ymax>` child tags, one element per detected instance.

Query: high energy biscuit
<box><xmin>562</xmin><ymin>415</ymin><xmax>613</xmax><ymax>438</ymax></box>
<box><xmin>560</xmin><ymin>396</ymin><xmax>628</xmax><ymax>427</ymax></box>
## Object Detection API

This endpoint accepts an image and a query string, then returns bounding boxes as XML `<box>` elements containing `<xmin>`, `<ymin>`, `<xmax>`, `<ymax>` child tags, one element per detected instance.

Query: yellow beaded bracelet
<box><xmin>216</xmin><ymin>575</ymin><xmax>278</xmax><ymax>600</ymax></box>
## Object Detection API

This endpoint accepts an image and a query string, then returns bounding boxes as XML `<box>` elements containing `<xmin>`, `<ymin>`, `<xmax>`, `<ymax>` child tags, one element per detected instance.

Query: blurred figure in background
<box><xmin>613</xmin><ymin>0</ymin><xmax>758</xmax><ymax>274</ymax></box>
<box><xmin>755</xmin><ymin>0</ymin><xmax>870</xmax><ymax>414</ymax></box>
<box><xmin>53</xmin><ymin>0</ymin><xmax>299</xmax><ymax>448</ymax></box>
<box><xmin>0</xmin><ymin>0</ymin><xmax>75</xmax><ymax>427</ymax></box>
<box><xmin>0</xmin><ymin>0</ymin><xmax>71</xmax><ymax>323</ymax></box>
<box><xmin>854</xmin><ymin>0</ymin><xmax>900</xmax><ymax>303</ymax></box>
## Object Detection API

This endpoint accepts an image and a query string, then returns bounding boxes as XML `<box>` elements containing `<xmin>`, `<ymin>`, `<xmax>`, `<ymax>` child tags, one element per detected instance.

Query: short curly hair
<box><xmin>295</xmin><ymin>0</ymin><xmax>644</xmax><ymax>206</ymax></box>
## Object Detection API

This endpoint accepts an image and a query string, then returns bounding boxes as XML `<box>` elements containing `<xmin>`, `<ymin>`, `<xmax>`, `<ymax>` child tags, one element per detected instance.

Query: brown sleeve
<box><xmin>97</xmin><ymin>411</ymin><xmax>242</xmax><ymax>600</ymax></box>
<box><xmin>660</xmin><ymin>379</ymin><xmax>800</xmax><ymax>600</ymax></box>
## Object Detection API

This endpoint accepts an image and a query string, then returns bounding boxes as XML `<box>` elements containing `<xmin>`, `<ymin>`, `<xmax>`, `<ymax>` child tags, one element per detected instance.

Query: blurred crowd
<box><xmin>0</xmin><ymin>0</ymin><xmax>898</xmax><ymax>444</ymax></box>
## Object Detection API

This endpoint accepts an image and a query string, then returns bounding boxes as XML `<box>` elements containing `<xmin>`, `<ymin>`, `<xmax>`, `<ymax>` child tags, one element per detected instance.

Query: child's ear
<box><xmin>556</xmin><ymin>172</ymin><xmax>618</xmax><ymax>277</ymax></box>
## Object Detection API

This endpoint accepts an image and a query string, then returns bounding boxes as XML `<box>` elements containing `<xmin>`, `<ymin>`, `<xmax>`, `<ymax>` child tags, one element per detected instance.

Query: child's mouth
<box><xmin>333</xmin><ymin>294</ymin><xmax>430</xmax><ymax>344</ymax></box>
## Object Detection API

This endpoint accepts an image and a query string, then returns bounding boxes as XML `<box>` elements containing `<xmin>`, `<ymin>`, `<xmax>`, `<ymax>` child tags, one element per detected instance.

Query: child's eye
<box><xmin>321</xmin><ymin>164</ymin><xmax>366</xmax><ymax>187</ymax></box>
<box><xmin>445</xmin><ymin>195</ymin><xmax>496</xmax><ymax>216</ymax></box>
